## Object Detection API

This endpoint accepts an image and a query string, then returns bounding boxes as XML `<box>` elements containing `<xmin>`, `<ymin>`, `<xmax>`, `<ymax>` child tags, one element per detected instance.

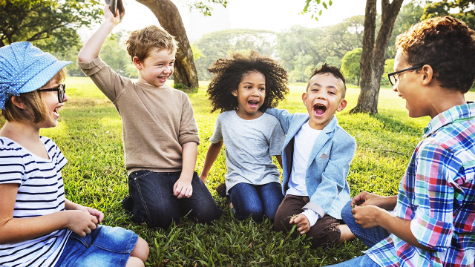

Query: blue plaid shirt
<box><xmin>366</xmin><ymin>103</ymin><xmax>475</xmax><ymax>267</ymax></box>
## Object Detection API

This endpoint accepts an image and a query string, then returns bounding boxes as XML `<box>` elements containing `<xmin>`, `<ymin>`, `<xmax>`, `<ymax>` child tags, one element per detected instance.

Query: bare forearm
<box><xmin>181</xmin><ymin>142</ymin><xmax>198</xmax><ymax>182</ymax></box>
<box><xmin>0</xmin><ymin>211</ymin><xmax>70</xmax><ymax>244</ymax></box>
<box><xmin>200</xmin><ymin>142</ymin><xmax>223</xmax><ymax>179</ymax></box>
<box><xmin>377</xmin><ymin>209</ymin><xmax>432</xmax><ymax>251</ymax></box>
<box><xmin>78</xmin><ymin>21</ymin><xmax>116</xmax><ymax>62</ymax></box>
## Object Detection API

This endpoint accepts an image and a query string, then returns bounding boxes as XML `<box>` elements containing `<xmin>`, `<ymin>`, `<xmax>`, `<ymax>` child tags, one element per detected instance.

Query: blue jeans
<box><xmin>55</xmin><ymin>225</ymin><xmax>138</xmax><ymax>267</ymax></box>
<box><xmin>229</xmin><ymin>182</ymin><xmax>283</xmax><ymax>222</ymax></box>
<box><xmin>126</xmin><ymin>170</ymin><xmax>222</xmax><ymax>228</ymax></box>
<box><xmin>341</xmin><ymin>201</ymin><xmax>390</xmax><ymax>248</ymax></box>
<box><xmin>324</xmin><ymin>201</ymin><xmax>391</xmax><ymax>267</ymax></box>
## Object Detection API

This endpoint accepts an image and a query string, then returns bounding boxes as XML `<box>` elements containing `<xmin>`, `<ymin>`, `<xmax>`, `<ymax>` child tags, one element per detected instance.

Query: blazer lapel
<box><xmin>307</xmin><ymin>116</ymin><xmax>338</xmax><ymax>167</ymax></box>
<box><xmin>284</xmin><ymin>115</ymin><xmax>309</xmax><ymax>147</ymax></box>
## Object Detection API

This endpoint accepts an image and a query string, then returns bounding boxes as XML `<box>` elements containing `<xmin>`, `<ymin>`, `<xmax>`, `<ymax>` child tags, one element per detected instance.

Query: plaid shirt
<box><xmin>366</xmin><ymin>103</ymin><xmax>475</xmax><ymax>267</ymax></box>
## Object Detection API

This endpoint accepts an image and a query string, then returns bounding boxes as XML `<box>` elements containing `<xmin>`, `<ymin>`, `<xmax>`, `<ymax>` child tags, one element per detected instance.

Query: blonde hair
<box><xmin>126</xmin><ymin>25</ymin><xmax>178</xmax><ymax>62</ymax></box>
<box><xmin>2</xmin><ymin>68</ymin><xmax>67</xmax><ymax>123</ymax></box>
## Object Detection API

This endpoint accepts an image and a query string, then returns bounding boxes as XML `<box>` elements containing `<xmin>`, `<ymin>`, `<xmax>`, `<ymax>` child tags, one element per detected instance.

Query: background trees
<box><xmin>0</xmin><ymin>0</ymin><xmax>102</xmax><ymax>54</ymax></box>
<box><xmin>341</xmin><ymin>48</ymin><xmax>362</xmax><ymax>86</ymax></box>
<box><xmin>193</xmin><ymin>29</ymin><xmax>276</xmax><ymax>80</ymax></box>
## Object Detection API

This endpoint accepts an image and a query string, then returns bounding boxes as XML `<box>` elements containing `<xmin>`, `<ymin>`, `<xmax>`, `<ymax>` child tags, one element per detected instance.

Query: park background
<box><xmin>1</xmin><ymin>0</ymin><xmax>475</xmax><ymax>266</ymax></box>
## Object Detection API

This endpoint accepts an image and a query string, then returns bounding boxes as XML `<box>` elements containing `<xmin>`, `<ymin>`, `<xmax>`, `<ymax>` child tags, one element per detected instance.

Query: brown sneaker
<box><xmin>215</xmin><ymin>183</ymin><xmax>227</xmax><ymax>198</ymax></box>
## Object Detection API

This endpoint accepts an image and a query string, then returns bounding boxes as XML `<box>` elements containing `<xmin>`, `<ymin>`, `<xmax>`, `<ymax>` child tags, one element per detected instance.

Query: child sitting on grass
<box><xmin>77</xmin><ymin>4</ymin><xmax>222</xmax><ymax>229</ymax></box>
<box><xmin>199</xmin><ymin>51</ymin><xmax>288</xmax><ymax>222</ymax></box>
<box><xmin>0</xmin><ymin>42</ymin><xmax>148</xmax><ymax>267</ymax></box>
<box><xmin>329</xmin><ymin>16</ymin><xmax>475</xmax><ymax>267</ymax></box>
<box><xmin>267</xmin><ymin>64</ymin><xmax>356</xmax><ymax>248</ymax></box>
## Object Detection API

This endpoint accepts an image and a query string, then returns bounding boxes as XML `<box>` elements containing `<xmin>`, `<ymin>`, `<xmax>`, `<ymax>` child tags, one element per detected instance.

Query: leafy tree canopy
<box><xmin>422</xmin><ymin>0</ymin><xmax>475</xmax><ymax>29</ymax></box>
<box><xmin>341</xmin><ymin>48</ymin><xmax>362</xmax><ymax>86</ymax></box>
<box><xmin>193</xmin><ymin>29</ymin><xmax>277</xmax><ymax>80</ymax></box>
<box><xmin>0</xmin><ymin>0</ymin><xmax>102</xmax><ymax>53</ymax></box>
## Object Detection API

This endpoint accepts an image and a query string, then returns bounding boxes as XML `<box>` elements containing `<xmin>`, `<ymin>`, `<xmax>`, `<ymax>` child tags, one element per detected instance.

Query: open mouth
<box><xmin>53</xmin><ymin>107</ymin><xmax>61</xmax><ymax>117</ymax></box>
<box><xmin>158</xmin><ymin>76</ymin><xmax>168</xmax><ymax>82</ymax></box>
<box><xmin>248</xmin><ymin>100</ymin><xmax>260</xmax><ymax>108</ymax></box>
<box><xmin>313</xmin><ymin>103</ymin><xmax>327</xmax><ymax>116</ymax></box>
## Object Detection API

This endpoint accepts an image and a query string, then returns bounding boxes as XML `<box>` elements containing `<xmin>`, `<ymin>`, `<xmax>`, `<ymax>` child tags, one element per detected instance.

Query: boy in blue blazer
<box><xmin>266</xmin><ymin>64</ymin><xmax>356</xmax><ymax>248</ymax></box>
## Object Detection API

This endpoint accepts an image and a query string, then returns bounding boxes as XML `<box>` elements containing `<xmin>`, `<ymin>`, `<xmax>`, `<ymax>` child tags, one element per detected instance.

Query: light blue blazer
<box><xmin>266</xmin><ymin>108</ymin><xmax>356</xmax><ymax>219</ymax></box>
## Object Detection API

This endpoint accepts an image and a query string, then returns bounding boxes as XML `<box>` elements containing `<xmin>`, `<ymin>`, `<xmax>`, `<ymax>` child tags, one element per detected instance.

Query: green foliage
<box><xmin>341</xmin><ymin>48</ymin><xmax>362</xmax><ymax>86</ymax></box>
<box><xmin>185</xmin><ymin>0</ymin><xmax>228</xmax><ymax>16</ymax></box>
<box><xmin>387</xmin><ymin>1</ymin><xmax>425</xmax><ymax>58</ymax></box>
<box><xmin>99</xmin><ymin>32</ymin><xmax>134</xmax><ymax>78</ymax></box>
<box><xmin>301</xmin><ymin>0</ymin><xmax>333</xmax><ymax>21</ymax></box>
<box><xmin>193</xmin><ymin>29</ymin><xmax>277</xmax><ymax>80</ymax></box>
<box><xmin>381</xmin><ymin>58</ymin><xmax>395</xmax><ymax>87</ymax></box>
<box><xmin>8</xmin><ymin>77</ymin><xmax>455</xmax><ymax>266</ymax></box>
<box><xmin>0</xmin><ymin>0</ymin><xmax>102</xmax><ymax>53</ymax></box>
<box><xmin>289</xmin><ymin>52</ymin><xmax>314</xmax><ymax>82</ymax></box>
<box><xmin>422</xmin><ymin>0</ymin><xmax>475</xmax><ymax>29</ymax></box>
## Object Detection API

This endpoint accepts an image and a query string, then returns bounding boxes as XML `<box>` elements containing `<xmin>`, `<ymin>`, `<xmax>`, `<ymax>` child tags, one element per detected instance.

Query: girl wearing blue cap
<box><xmin>0</xmin><ymin>42</ymin><xmax>148</xmax><ymax>267</ymax></box>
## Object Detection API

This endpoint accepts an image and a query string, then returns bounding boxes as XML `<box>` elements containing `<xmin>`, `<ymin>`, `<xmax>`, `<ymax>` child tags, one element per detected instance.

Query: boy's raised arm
<box><xmin>78</xmin><ymin>5</ymin><xmax>121</xmax><ymax>63</ymax></box>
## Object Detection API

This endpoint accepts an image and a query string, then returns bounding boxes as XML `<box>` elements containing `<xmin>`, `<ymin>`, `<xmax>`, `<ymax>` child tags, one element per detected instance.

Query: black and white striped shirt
<box><xmin>0</xmin><ymin>136</ymin><xmax>71</xmax><ymax>267</ymax></box>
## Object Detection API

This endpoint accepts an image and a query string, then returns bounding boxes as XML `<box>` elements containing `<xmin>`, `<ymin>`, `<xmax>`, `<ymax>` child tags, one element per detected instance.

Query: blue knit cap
<box><xmin>0</xmin><ymin>42</ymin><xmax>72</xmax><ymax>109</ymax></box>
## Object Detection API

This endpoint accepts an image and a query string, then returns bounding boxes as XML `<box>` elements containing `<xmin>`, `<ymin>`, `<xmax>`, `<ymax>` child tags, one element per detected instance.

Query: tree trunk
<box><xmin>135</xmin><ymin>0</ymin><xmax>199</xmax><ymax>89</ymax></box>
<box><xmin>350</xmin><ymin>0</ymin><xmax>404</xmax><ymax>114</ymax></box>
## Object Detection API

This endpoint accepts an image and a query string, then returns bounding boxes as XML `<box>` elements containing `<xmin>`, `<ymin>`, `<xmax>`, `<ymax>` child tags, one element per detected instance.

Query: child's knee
<box><xmin>341</xmin><ymin>201</ymin><xmax>354</xmax><ymax>224</ymax></box>
<box><xmin>131</xmin><ymin>237</ymin><xmax>149</xmax><ymax>263</ymax></box>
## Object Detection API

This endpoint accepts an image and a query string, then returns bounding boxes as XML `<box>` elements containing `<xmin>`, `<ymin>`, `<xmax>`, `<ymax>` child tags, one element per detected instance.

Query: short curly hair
<box><xmin>126</xmin><ymin>25</ymin><xmax>177</xmax><ymax>63</ymax></box>
<box><xmin>207</xmin><ymin>51</ymin><xmax>289</xmax><ymax>113</ymax></box>
<box><xmin>396</xmin><ymin>16</ymin><xmax>475</xmax><ymax>93</ymax></box>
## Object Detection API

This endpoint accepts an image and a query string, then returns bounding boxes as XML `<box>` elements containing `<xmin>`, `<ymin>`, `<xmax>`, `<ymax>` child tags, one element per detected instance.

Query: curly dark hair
<box><xmin>207</xmin><ymin>51</ymin><xmax>289</xmax><ymax>113</ymax></box>
<box><xmin>396</xmin><ymin>16</ymin><xmax>475</xmax><ymax>93</ymax></box>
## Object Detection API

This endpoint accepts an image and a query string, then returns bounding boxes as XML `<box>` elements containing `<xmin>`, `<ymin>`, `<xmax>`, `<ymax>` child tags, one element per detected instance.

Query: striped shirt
<box><xmin>366</xmin><ymin>103</ymin><xmax>475</xmax><ymax>267</ymax></box>
<box><xmin>0</xmin><ymin>136</ymin><xmax>71</xmax><ymax>267</ymax></box>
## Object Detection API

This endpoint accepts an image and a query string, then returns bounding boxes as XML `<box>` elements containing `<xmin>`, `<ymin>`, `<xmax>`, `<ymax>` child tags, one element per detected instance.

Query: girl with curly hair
<box><xmin>199</xmin><ymin>51</ymin><xmax>289</xmax><ymax>222</ymax></box>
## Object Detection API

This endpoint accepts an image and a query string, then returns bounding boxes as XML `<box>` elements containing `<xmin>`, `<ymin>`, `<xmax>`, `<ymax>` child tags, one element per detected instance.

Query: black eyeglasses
<box><xmin>388</xmin><ymin>65</ymin><xmax>423</xmax><ymax>86</ymax></box>
<box><xmin>38</xmin><ymin>84</ymin><xmax>66</xmax><ymax>103</ymax></box>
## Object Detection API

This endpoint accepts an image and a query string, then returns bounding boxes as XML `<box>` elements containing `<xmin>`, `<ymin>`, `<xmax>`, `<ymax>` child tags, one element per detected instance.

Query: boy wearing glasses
<box><xmin>326</xmin><ymin>16</ymin><xmax>475</xmax><ymax>267</ymax></box>
<box><xmin>77</xmin><ymin>5</ymin><xmax>222</xmax><ymax>229</ymax></box>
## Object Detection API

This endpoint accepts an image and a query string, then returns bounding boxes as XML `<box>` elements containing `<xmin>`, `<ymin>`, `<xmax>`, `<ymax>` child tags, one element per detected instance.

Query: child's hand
<box><xmin>66</xmin><ymin>210</ymin><xmax>99</xmax><ymax>237</ymax></box>
<box><xmin>352</xmin><ymin>205</ymin><xmax>386</xmax><ymax>228</ymax></box>
<box><xmin>173</xmin><ymin>178</ymin><xmax>193</xmax><ymax>199</ymax></box>
<box><xmin>85</xmin><ymin>207</ymin><xmax>104</xmax><ymax>224</ymax></box>
<box><xmin>104</xmin><ymin>4</ymin><xmax>122</xmax><ymax>25</ymax></box>
<box><xmin>289</xmin><ymin>214</ymin><xmax>310</xmax><ymax>235</ymax></box>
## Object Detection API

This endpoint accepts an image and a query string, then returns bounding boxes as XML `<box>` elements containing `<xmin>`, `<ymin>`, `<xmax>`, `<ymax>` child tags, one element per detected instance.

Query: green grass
<box><xmin>4</xmin><ymin>78</ymin><xmax>475</xmax><ymax>266</ymax></box>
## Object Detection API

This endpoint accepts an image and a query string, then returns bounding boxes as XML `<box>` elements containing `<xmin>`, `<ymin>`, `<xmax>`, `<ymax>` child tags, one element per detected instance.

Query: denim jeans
<box><xmin>55</xmin><ymin>225</ymin><xmax>138</xmax><ymax>267</ymax></box>
<box><xmin>341</xmin><ymin>201</ymin><xmax>390</xmax><ymax>248</ymax></box>
<box><xmin>126</xmin><ymin>170</ymin><xmax>222</xmax><ymax>229</ymax></box>
<box><xmin>324</xmin><ymin>201</ymin><xmax>392</xmax><ymax>267</ymax></box>
<box><xmin>229</xmin><ymin>182</ymin><xmax>283</xmax><ymax>222</ymax></box>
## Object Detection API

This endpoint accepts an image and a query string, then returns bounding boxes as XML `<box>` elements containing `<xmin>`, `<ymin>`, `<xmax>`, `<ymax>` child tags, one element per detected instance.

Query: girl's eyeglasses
<box><xmin>37</xmin><ymin>84</ymin><xmax>66</xmax><ymax>103</ymax></box>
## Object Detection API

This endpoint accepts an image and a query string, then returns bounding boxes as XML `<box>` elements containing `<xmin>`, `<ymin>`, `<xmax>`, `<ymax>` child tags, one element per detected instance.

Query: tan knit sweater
<box><xmin>78</xmin><ymin>57</ymin><xmax>200</xmax><ymax>174</ymax></box>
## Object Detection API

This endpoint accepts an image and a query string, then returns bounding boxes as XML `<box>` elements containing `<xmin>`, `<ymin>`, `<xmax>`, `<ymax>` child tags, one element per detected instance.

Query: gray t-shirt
<box><xmin>210</xmin><ymin>111</ymin><xmax>285</xmax><ymax>193</ymax></box>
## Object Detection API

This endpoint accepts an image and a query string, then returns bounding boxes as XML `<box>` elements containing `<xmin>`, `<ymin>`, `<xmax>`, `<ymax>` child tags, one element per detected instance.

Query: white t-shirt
<box><xmin>0</xmin><ymin>136</ymin><xmax>71</xmax><ymax>267</ymax></box>
<box><xmin>287</xmin><ymin>122</ymin><xmax>321</xmax><ymax>226</ymax></box>
<box><xmin>287</xmin><ymin>121</ymin><xmax>321</xmax><ymax>196</ymax></box>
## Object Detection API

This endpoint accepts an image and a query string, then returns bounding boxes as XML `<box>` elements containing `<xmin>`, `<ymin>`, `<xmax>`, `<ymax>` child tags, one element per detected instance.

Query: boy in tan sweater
<box><xmin>77</xmin><ymin>5</ymin><xmax>222</xmax><ymax>229</ymax></box>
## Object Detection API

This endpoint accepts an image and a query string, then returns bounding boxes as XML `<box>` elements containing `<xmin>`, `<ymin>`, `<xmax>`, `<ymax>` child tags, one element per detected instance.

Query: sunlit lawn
<box><xmin>3</xmin><ymin>77</ymin><xmax>474</xmax><ymax>266</ymax></box>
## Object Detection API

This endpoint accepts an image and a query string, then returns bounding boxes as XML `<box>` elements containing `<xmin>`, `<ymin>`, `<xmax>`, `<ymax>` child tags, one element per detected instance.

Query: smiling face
<box><xmin>232</xmin><ymin>71</ymin><xmax>266</xmax><ymax>120</ymax></box>
<box><xmin>392</xmin><ymin>49</ymin><xmax>430</xmax><ymax>118</ymax></box>
<box><xmin>134</xmin><ymin>48</ymin><xmax>175</xmax><ymax>87</ymax></box>
<box><xmin>303</xmin><ymin>73</ymin><xmax>347</xmax><ymax>130</ymax></box>
<box><xmin>37</xmin><ymin>78</ymin><xmax>68</xmax><ymax>128</ymax></box>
